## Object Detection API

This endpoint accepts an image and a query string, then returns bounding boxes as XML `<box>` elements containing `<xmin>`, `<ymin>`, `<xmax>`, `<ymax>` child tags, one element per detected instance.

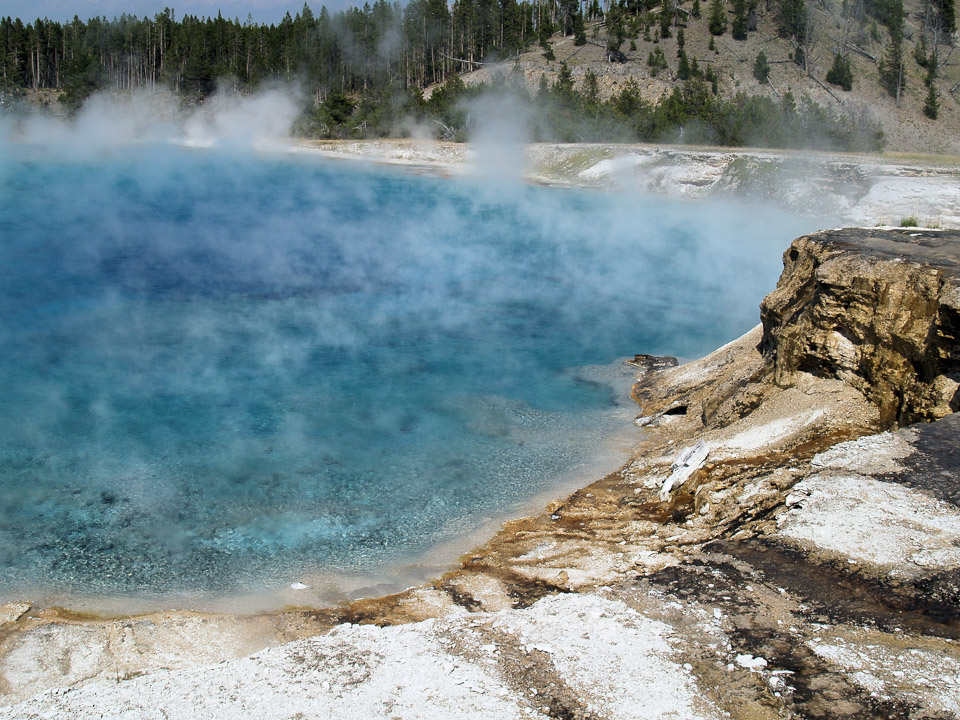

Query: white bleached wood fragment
<box><xmin>736</xmin><ymin>654</ymin><xmax>768</xmax><ymax>670</ymax></box>
<box><xmin>660</xmin><ymin>441</ymin><xmax>709</xmax><ymax>502</ymax></box>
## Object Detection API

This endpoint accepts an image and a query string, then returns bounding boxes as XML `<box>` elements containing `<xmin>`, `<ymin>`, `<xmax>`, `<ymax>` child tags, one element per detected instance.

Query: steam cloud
<box><xmin>0</xmin><ymin>91</ymin><xmax>829</xmax><ymax>607</ymax></box>
<box><xmin>4</xmin><ymin>85</ymin><xmax>304</xmax><ymax>154</ymax></box>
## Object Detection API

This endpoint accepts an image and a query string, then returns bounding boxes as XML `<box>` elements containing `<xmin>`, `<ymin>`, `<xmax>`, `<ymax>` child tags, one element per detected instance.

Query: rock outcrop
<box><xmin>760</xmin><ymin>228</ymin><xmax>960</xmax><ymax>426</ymax></box>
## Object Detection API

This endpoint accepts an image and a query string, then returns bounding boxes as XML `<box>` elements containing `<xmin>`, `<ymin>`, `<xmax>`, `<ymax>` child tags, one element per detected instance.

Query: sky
<box><xmin>2</xmin><ymin>0</ymin><xmax>340</xmax><ymax>24</ymax></box>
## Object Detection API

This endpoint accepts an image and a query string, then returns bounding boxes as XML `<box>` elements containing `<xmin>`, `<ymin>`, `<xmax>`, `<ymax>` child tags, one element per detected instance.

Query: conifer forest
<box><xmin>0</xmin><ymin>0</ymin><xmax>955</xmax><ymax>150</ymax></box>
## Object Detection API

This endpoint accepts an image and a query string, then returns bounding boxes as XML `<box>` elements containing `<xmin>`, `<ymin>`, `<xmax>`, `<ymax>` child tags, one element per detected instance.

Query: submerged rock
<box><xmin>628</xmin><ymin>353</ymin><xmax>679</xmax><ymax>374</ymax></box>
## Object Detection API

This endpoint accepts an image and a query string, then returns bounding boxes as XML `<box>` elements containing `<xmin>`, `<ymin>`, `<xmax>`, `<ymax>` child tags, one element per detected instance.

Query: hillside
<box><xmin>0</xmin><ymin>0</ymin><xmax>955</xmax><ymax>154</ymax></box>
<box><xmin>442</xmin><ymin>0</ymin><xmax>960</xmax><ymax>154</ymax></box>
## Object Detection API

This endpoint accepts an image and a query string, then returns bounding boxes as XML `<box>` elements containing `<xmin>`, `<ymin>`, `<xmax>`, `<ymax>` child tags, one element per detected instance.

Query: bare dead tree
<box><xmin>837</xmin><ymin>0</ymin><xmax>855</xmax><ymax>54</ymax></box>
<box><xmin>937</xmin><ymin>44</ymin><xmax>955</xmax><ymax>67</ymax></box>
<box><xmin>849</xmin><ymin>43</ymin><xmax>878</xmax><ymax>61</ymax></box>
<box><xmin>440</xmin><ymin>53</ymin><xmax>486</xmax><ymax>66</ymax></box>
<box><xmin>896</xmin><ymin>51</ymin><xmax>904</xmax><ymax>106</ymax></box>
<box><xmin>788</xmin><ymin>3</ymin><xmax>821</xmax><ymax>75</ymax></box>
<box><xmin>921</xmin><ymin>0</ymin><xmax>934</xmax><ymax>37</ymax></box>
<box><xmin>851</xmin><ymin>0</ymin><xmax>867</xmax><ymax>45</ymax></box>
<box><xmin>811</xmin><ymin>71</ymin><xmax>845</xmax><ymax>102</ymax></box>
<box><xmin>930</xmin><ymin>12</ymin><xmax>945</xmax><ymax>66</ymax></box>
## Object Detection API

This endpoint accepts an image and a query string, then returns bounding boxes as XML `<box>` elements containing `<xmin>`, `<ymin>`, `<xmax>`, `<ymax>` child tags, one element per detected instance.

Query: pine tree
<box><xmin>876</xmin><ymin>0</ymin><xmax>905</xmax><ymax>96</ymax></box>
<box><xmin>583</xmin><ymin>69</ymin><xmax>600</xmax><ymax>106</ymax></box>
<box><xmin>677</xmin><ymin>28</ymin><xmax>685</xmax><ymax>57</ymax></box>
<box><xmin>938</xmin><ymin>0</ymin><xmax>956</xmax><ymax>33</ymax></box>
<box><xmin>708</xmin><ymin>0</ymin><xmax>727</xmax><ymax>35</ymax></box>
<box><xmin>879</xmin><ymin>28</ymin><xmax>903</xmax><ymax>100</ymax></box>
<box><xmin>58</xmin><ymin>51</ymin><xmax>104</xmax><ymax>113</ymax></box>
<box><xmin>705</xmin><ymin>64</ymin><xmax>719</xmax><ymax>93</ymax></box>
<box><xmin>826</xmin><ymin>52</ymin><xmax>853</xmax><ymax>90</ymax></box>
<box><xmin>540</xmin><ymin>22</ymin><xmax>557</xmax><ymax>60</ymax></box>
<box><xmin>732</xmin><ymin>0</ymin><xmax>748</xmax><ymax>39</ymax></box>
<box><xmin>647</xmin><ymin>46</ymin><xmax>668</xmax><ymax>75</ymax></box>
<box><xmin>678</xmin><ymin>51</ymin><xmax>691</xmax><ymax>79</ymax></box>
<box><xmin>924</xmin><ymin>84</ymin><xmax>939</xmax><ymax>118</ymax></box>
<box><xmin>559</xmin><ymin>0</ymin><xmax>579</xmax><ymax>36</ymax></box>
<box><xmin>753</xmin><ymin>50</ymin><xmax>770</xmax><ymax>82</ymax></box>
<box><xmin>554</xmin><ymin>61</ymin><xmax>574</xmax><ymax>96</ymax></box>
<box><xmin>884</xmin><ymin>0</ymin><xmax>905</xmax><ymax>35</ymax></box>
<box><xmin>913</xmin><ymin>34</ymin><xmax>929</xmax><ymax>68</ymax></box>
<box><xmin>660</xmin><ymin>8</ymin><xmax>673</xmax><ymax>38</ymax></box>
<box><xmin>692</xmin><ymin>0</ymin><xmax>702</xmax><ymax>18</ymax></box>
<box><xmin>574</xmin><ymin>11</ymin><xmax>587</xmax><ymax>45</ymax></box>
<box><xmin>924</xmin><ymin>49</ymin><xmax>938</xmax><ymax>88</ymax></box>
<box><xmin>606</xmin><ymin>6</ymin><xmax>627</xmax><ymax>60</ymax></box>
<box><xmin>777</xmin><ymin>0</ymin><xmax>806</xmax><ymax>43</ymax></box>
<box><xmin>324</xmin><ymin>92</ymin><xmax>355</xmax><ymax>126</ymax></box>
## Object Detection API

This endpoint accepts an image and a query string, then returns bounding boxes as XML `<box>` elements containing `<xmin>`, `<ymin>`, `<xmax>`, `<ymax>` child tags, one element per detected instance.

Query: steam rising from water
<box><xmin>467</xmin><ymin>91</ymin><xmax>533</xmax><ymax>182</ymax></box>
<box><xmin>0</xmin><ymin>97</ymin><xmax>828</xmax><ymax>607</ymax></box>
<box><xmin>6</xmin><ymin>87</ymin><xmax>303</xmax><ymax>154</ymax></box>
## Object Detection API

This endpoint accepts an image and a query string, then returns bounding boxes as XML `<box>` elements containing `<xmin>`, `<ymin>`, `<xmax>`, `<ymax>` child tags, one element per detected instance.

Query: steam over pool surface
<box><xmin>0</xmin><ymin>145</ymin><xmax>822</xmax><ymax>604</ymax></box>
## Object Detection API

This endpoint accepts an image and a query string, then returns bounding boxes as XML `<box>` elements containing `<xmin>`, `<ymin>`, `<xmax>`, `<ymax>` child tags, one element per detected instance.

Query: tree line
<box><xmin>0</xmin><ymin>0</ymin><xmax>561</xmax><ymax>108</ymax></box>
<box><xmin>309</xmin><ymin>60</ymin><xmax>884</xmax><ymax>150</ymax></box>
<box><xmin>1</xmin><ymin>0</ymin><xmax>950</xmax><ymax>147</ymax></box>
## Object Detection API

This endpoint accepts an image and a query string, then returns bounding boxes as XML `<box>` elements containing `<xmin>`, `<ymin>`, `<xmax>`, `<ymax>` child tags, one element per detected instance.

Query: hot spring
<box><xmin>0</xmin><ymin>143</ymin><xmax>825</xmax><ymax>611</ymax></box>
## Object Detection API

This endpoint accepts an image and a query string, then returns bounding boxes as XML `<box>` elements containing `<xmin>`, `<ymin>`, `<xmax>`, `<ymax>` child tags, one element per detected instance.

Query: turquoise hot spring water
<box><xmin>0</xmin><ymin>143</ymin><xmax>826</xmax><ymax>610</ymax></box>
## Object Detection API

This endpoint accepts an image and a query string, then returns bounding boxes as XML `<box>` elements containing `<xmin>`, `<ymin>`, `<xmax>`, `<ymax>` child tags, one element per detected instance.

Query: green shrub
<box><xmin>923</xmin><ymin>85</ymin><xmax>940</xmax><ymax>119</ymax></box>
<box><xmin>826</xmin><ymin>53</ymin><xmax>854</xmax><ymax>91</ymax></box>
<box><xmin>708</xmin><ymin>0</ymin><xmax>727</xmax><ymax>35</ymax></box>
<box><xmin>753</xmin><ymin>51</ymin><xmax>770</xmax><ymax>83</ymax></box>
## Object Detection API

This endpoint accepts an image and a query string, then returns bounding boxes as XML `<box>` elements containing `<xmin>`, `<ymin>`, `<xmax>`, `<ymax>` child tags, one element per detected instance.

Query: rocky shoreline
<box><xmin>2</xmin><ymin>152</ymin><xmax>960</xmax><ymax>717</ymax></box>
<box><xmin>293</xmin><ymin>139</ymin><xmax>960</xmax><ymax>229</ymax></box>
